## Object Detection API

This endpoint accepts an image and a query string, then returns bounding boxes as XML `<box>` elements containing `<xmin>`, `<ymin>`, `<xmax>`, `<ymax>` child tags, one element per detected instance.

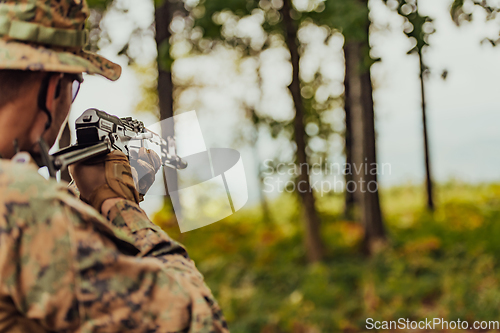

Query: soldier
<box><xmin>0</xmin><ymin>0</ymin><xmax>229</xmax><ymax>332</ymax></box>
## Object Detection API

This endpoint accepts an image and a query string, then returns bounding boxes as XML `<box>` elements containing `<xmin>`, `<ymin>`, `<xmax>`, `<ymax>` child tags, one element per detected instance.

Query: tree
<box><xmin>307</xmin><ymin>1</ymin><xmax>363</xmax><ymax>220</ymax></box>
<box><xmin>242</xmin><ymin>61</ymin><xmax>273</xmax><ymax>224</ymax></box>
<box><xmin>385</xmin><ymin>0</ymin><xmax>436</xmax><ymax>211</ymax></box>
<box><xmin>352</xmin><ymin>0</ymin><xmax>388</xmax><ymax>252</ymax></box>
<box><xmin>345</xmin><ymin>35</ymin><xmax>386</xmax><ymax>253</ymax></box>
<box><xmin>85</xmin><ymin>0</ymin><xmax>183</xmax><ymax>210</ymax></box>
<box><xmin>343</xmin><ymin>46</ymin><xmax>356</xmax><ymax>219</ymax></box>
<box><xmin>186</xmin><ymin>0</ymin><xmax>326</xmax><ymax>262</ymax></box>
<box><xmin>280</xmin><ymin>0</ymin><xmax>323</xmax><ymax>262</ymax></box>
<box><xmin>310</xmin><ymin>0</ymin><xmax>386</xmax><ymax>252</ymax></box>
<box><xmin>154</xmin><ymin>0</ymin><xmax>185</xmax><ymax>213</ymax></box>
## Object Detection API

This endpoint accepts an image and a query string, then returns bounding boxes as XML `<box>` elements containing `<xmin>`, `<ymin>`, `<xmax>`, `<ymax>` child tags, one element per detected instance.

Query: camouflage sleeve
<box><xmin>106</xmin><ymin>199</ymin><xmax>229</xmax><ymax>333</ymax></box>
<box><xmin>105</xmin><ymin>200</ymin><xmax>189</xmax><ymax>257</ymax></box>
<box><xmin>0</xmin><ymin>162</ymin><xmax>228</xmax><ymax>332</ymax></box>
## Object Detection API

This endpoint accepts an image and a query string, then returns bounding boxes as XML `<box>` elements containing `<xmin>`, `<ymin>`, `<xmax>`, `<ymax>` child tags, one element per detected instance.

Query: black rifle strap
<box><xmin>37</xmin><ymin>138</ymin><xmax>57</xmax><ymax>178</ymax></box>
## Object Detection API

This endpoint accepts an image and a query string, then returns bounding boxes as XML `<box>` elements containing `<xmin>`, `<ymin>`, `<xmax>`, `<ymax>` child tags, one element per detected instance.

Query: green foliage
<box><xmin>301</xmin><ymin>72</ymin><xmax>342</xmax><ymax>165</ymax></box>
<box><xmin>192</xmin><ymin>0</ymin><xmax>256</xmax><ymax>41</ymax></box>
<box><xmin>185</xmin><ymin>0</ymin><xmax>352</xmax><ymax>168</ymax></box>
<box><xmin>154</xmin><ymin>183</ymin><xmax>500</xmax><ymax>332</ymax></box>
<box><xmin>306</xmin><ymin>0</ymin><xmax>368</xmax><ymax>42</ymax></box>
<box><xmin>450</xmin><ymin>0</ymin><xmax>470</xmax><ymax>25</ymax></box>
<box><xmin>451</xmin><ymin>0</ymin><xmax>500</xmax><ymax>46</ymax></box>
<box><xmin>384</xmin><ymin>0</ymin><xmax>434</xmax><ymax>55</ymax></box>
<box><xmin>451</xmin><ymin>0</ymin><xmax>500</xmax><ymax>24</ymax></box>
<box><xmin>158</xmin><ymin>40</ymin><xmax>174</xmax><ymax>71</ymax></box>
<box><xmin>133</xmin><ymin>63</ymin><xmax>160</xmax><ymax>117</ymax></box>
<box><xmin>86</xmin><ymin>0</ymin><xmax>113</xmax><ymax>10</ymax></box>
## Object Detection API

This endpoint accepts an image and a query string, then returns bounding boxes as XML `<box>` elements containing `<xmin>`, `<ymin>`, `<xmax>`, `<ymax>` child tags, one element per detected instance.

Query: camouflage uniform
<box><xmin>0</xmin><ymin>0</ymin><xmax>229</xmax><ymax>331</ymax></box>
<box><xmin>0</xmin><ymin>157</ymin><xmax>229</xmax><ymax>332</ymax></box>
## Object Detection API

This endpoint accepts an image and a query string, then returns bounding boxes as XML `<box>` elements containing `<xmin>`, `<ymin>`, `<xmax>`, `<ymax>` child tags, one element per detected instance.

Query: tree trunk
<box><xmin>344</xmin><ymin>41</ymin><xmax>364</xmax><ymax>216</ymax></box>
<box><xmin>280</xmin><ymin>0</ymin><xmax>323</xmax><ymax>263</ymax></box>
<box><xmin>254</xmin><ymin>60</ymin><xmax>273</xmax><ymax>223</ymax></box>
<box><xmin>344</xmin><ymin>36</ymin><xmax>385</xmax><ymax>254</ymax></box>
<box><xmin>360</xmin><ymin>63</ymin><xmax>385</xmax><ymax>250</ymax></box>
<box><xmin>252</xmin><ymin>138</ymin><xmax>273</xmax><ymax>223</ymax></box>
<box><xmin>343</xmin><ymin>46</ymin><xmax>356</xmax><ymax>219</ymax></box>
<box><xmin>419</xmin><ymin>51</ymin><xmax>434</xmax><ymax>211</ymax></box>
<box><xmin>155</xmin><ymin>0</ymin><xmax>180</xmax><ymax>211</ymax></box>
<box><xmin>59</xmin><ymin>122</ymin><xmax>72</xmax><ymax>182</ymax></box>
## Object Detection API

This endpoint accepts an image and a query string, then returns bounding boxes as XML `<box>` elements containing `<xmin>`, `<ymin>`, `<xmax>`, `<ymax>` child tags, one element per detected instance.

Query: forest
<box><xmin>63</xmin><ymin>0</ymin><xmax>500</xmax><ymax>331</ymax></box>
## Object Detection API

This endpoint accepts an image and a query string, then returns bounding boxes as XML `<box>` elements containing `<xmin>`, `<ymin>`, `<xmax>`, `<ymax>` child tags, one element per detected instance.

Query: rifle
<box><xmin>41</xmin><ymin>108</ymin><xmax>187</xmax><ymax>178</ymax></box>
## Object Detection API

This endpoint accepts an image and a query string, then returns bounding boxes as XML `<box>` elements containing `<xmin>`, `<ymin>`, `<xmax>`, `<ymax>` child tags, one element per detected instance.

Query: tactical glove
<box><xmin>86</xmin><ymin>151</ymin><xmax>140</xmax><ymax>211</ymax></box>
<box><xmin>70</xmin><ymin>148</ymin><xmax>161</xmax><ymax>212</ymax></box>
<box><xmin>130</xmin><ymin>147</ymin><xmax>162</xmax><ymax>201</ymax></box>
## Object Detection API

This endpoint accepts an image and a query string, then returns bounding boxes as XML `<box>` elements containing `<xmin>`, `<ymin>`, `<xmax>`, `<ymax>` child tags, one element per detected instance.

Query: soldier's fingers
<box><xmin>138</xmin><ymin>147</ymin><xmax>149</xmax><ymax>161</ymax></box>
<box><xmin>148</xmin><ymin>150</ymin><xmax>162</xmax><ymax>171</ymax></box>
<box><xmin>135</xmin><ymin>159</ymin><xmax>155</xmax><ymax>177</ymax></box>
<box><xmin>129</xmin><ymin>149</ymin><xmax>139</xmax><ymax>161</ymax></box>
<box><xmin>137</xmin><ymin>147</ymin><xmax>161</xmax><ymax>172</ymax></box>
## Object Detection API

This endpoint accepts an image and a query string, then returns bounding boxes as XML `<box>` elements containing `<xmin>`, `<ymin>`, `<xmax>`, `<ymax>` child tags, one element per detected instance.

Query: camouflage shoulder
<box><xmin>0</xmin><ymin>159</ymin><xmax>138</xmax><ymax>249</ymax></box>
<box><xmin>0</xmin><ymin>159</ymin><xmax>77</xmax><ymax>229</ymax></box>
<box><xmin>0</xmin><ymin>158</ymin><xmax>70</xmax><ymax>200</ymax></box>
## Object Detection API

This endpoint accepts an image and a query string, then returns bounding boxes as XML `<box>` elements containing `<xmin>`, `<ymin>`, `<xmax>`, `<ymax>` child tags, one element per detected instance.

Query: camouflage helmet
<box><xmin>0</xmin><ymin>0</ymin><xmax>121</xmax><ymax>80</ymax></box>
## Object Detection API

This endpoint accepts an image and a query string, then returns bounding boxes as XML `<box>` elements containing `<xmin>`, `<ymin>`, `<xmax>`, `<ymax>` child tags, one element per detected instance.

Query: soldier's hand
<box><xmin>69</xmin><ymin>150</ymin><xmax>139</xmax><ymax>212</ymax></box>
<box><xmin>130</xmin><ymin>147</ymin><xmax>162</xmax><ymax>201</ymax></box>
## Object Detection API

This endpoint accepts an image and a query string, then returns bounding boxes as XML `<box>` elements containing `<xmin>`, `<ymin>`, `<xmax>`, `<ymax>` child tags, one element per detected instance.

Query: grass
<box><xmin>153</xmin><ymin>183</ymin><xmax>500</xmax><ymax>332</ymax></box>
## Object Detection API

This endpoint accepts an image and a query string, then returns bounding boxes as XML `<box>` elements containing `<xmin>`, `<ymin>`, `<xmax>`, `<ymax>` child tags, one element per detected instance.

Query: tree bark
<box><xmin>360</xmin><ymin>63</ymin><xmax>385</xmax><ymax>249</ymax></box>
<box><xmin>280</xmin><ymin>0</ymin><xmax>323</xmax><ymax>263</ymax></box>
<box><xmin>254</xmin><ymin>60</ymin><xmax>273</xmax><ymax>223</ymax></box>
<box><xmin>344</xmin><ymin>41</ymin><xmax>364</xmax><ymax>215</ymax></box>
<box><xmin>155</xmin><ymin>0</ymin><xmax>180</xmax><ymax>211</ymax></box>
<box><xmin>343</xmin><ymin>46</ymin><xmax>356</xmax><ymax>219</ymax></box>
<box><xmin>419</xmin><ymin>51</ymin><xmax>434</xmax><ymax>211</ymax></box>
<box><xmin>252</xmin><ymin>136</ymin><xmax>273</xmax><ymax>223</ymax></box>
<box><xmin>344</xmin><ymin>35</ymin><xmax>385</xmax><ymax>254</ymax></box>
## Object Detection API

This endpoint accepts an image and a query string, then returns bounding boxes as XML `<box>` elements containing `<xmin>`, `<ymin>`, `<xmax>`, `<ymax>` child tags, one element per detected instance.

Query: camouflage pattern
<box><xmin>0</xmin><ymin>0</ymin><xmax>121</xmax><ymax>80</ymax></box>
<box><xmin>0</xmin><ymin>157</ymin><xmax>230</xmax><ymax>332</ymax></box>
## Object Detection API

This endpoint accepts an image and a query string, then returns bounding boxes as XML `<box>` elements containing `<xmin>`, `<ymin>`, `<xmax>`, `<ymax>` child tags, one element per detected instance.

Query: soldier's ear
<box><xmin>44</xmin><ymin>74</ymin><xmax>64</xmax><ymax>112</ymax></box>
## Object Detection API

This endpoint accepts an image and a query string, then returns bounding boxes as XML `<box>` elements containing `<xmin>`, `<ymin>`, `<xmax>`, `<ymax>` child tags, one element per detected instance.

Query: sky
<box><xmin>65</xmin><ymin>0</ymin><xmax>500</xmax><ymax>215</ymax></box>
<box><xmin>372</xmin><ymin>0</ymin><xmax>500</xmax><ymax>185</ymax></box>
